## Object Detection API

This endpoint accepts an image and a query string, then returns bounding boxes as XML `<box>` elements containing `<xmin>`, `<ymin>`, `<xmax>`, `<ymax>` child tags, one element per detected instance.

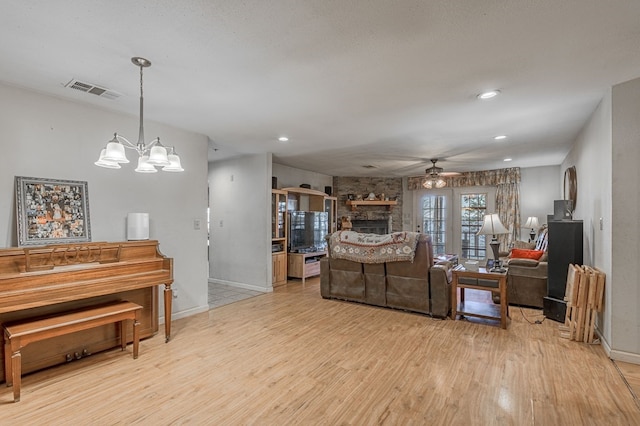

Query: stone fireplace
<box><xmin>333</xmin><ymin>176</ymin><xmax>402</xmax><ymax>234</ymax></box>
<box><xmin>351</xmin><ymin>219</ymin><xmax>389</xmax><ymax>235</ymax></box>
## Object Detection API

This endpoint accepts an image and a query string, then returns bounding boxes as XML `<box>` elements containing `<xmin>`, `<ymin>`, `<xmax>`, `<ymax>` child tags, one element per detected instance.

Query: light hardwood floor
<box><xmin>3</xmin><ymin>278</ymin><xmax>639</xmax><ymax>425</ymax></box>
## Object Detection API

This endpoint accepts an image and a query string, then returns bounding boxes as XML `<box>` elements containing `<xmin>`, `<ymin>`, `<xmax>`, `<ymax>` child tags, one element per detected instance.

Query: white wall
<box><xmin>562</xmin><ymin>92</ymin><xmax>614</xmax><ymax>352</ymax></box>
<box><xmin>611</xmin><ymin>79</ymin><xmax>640</xmax><ymax>361</ymax></box>
<box><xmin>272</xmin><ymin>163</ymin><xmax>333</xmax><ymax>192</ymax></box>
<box><xmin>519</xmin><ymin>166</ymin><xmax>561</xmax><ymax>228</ymax></box>
<box><xmin>0</xmin><ymin>82</ymin><xmax>210</xmax><ymax>321</ymax></box>
<box><xmin>208</xmin><ymin>153</ymin><xmax>272</xmax><ymax>292</ymax></box>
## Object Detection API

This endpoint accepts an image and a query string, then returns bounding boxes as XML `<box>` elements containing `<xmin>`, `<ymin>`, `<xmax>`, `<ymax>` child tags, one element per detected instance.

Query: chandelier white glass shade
<box><xmin>423</xmin><ymin>175</ymin><xmax>446</xmax><ymax>189</ymax></box>
<box><xmin>477</xmin><ymin>213</ymin><xmax>509</xmax><ymax>272</ymax></box>
<box><xmin>95</xmin><ymin>57</ymin><xmax>184</xmax><ymax>173</ymax></box>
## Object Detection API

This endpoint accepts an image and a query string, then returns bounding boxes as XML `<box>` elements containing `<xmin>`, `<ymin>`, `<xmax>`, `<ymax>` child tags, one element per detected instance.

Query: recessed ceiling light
<box><xmin>494</xmin><ymin>135</ymin><xmax>507</xmax><ymax>140</ymax></box>
<box><xmin>278</xmin><ymin>136</ymin><xmax>289</xmax><ymax>142</ymax></box>
<box><xmin>503</xmin><ymin>158</ymin><xmax>512</xmax><ymax>162</ymax></box>
<box><xmin>477</xmin><ymin>90</ymin><xmax>501</xmax><ymax>100</ymax></box>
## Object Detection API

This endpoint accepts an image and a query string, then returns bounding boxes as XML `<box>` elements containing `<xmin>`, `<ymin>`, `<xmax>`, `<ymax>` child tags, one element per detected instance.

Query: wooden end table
<box><xmin>451</xmin><ymin>266</ymin><xmax>509</xmax><ymax>329</ymax></box>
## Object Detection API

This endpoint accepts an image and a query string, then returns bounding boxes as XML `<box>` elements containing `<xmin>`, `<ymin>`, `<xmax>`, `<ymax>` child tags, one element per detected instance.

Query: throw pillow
<box><xmin>511</xmin><ymin>248</ymin><xmax>545</xmax><ymax>260</ymax></box>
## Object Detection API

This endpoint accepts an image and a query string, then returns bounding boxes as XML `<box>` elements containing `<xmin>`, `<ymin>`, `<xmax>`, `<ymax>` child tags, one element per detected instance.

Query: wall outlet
<box><xmin>173</xmin><ymin>289</ymin><xmax>178</xmax><ymax>299</ymax></box>
<box><xmin>194</xmin><ymin>219</ymin><xmax>201</xmax><ymax>230</ymax></box>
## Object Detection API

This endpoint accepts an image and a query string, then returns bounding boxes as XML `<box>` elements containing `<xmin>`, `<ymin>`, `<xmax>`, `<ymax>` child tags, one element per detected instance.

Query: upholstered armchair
<box><xmin>504</xmin><ymin>257</ymin><xmax>547</xmax><ymax>308</ymax></box>
<box><xmin>496</xmin><ymin>226</ymin><xmax>549</xmax><ymax>308</ymax></box>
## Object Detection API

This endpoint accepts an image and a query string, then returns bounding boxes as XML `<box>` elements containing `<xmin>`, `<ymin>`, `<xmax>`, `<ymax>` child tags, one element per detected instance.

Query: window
<box><xmin>421</xmin><ymin>195</ymin><xmax>447</xmax><ymax>255</ymax></box>
<box><xmin>416</xmin><ymin>187</ymin><xmax>495</xmax><ymax>261</ymax></box>
<box><xmin>460</xmin><ymin>193</ymin><xmax>487</xmax><ymax>260</ymax></box>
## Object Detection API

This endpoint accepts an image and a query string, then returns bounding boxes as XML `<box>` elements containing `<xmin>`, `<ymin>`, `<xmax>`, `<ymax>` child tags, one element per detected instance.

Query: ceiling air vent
<box><xmin>64</xmin><ymin>79</ymin><xmax>121</xmax><ymax>100</ymax></box>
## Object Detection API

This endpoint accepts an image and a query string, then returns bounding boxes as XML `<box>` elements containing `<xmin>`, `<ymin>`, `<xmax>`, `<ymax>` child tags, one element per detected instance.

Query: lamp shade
<box><xmin>162</xmin><ymin>153</ymin><xmax>184</xmax><ymax>172</ymax></box>
<box><xmin>477</xmin><ymin>213</ymin><xmax>509</xmax><ymax>236</ymax></box>
<box><xmin>135</xmin><ymin>155</ymin><xmax>158</xmax><ymax>173</ymax></box>
<box><xmin>94</xmin><ymin>149</ymin><xmax>121</xmax><ymax>169</ymax></box>
<box><xmin>147</xmin><ymin>145</ymin><xmax>170</xmax><ymax>166</ymax></box>
<box><xmin>103</xmin><ymin>139</ymin><xmax>130</xmax><ymax>163</ymax></box>
<box><xmin>524</xmin><ymin>216</ymin><xmax>540</xmax><ymax>229</ymax></box>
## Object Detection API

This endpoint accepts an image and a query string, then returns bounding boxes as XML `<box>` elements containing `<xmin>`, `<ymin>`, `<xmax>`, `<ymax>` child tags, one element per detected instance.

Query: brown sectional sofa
<box><xmin>320</xmin><ymin>233</ymin><xmax>453</xmax><ymax>318</ymax></box>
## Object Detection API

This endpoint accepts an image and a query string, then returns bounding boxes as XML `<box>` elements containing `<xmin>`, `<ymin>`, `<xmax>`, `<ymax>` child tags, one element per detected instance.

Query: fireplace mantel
<box><xmin>346</xmin><ymin>200</ymin><xmax>397</xmax><ymax>211</ymax></box>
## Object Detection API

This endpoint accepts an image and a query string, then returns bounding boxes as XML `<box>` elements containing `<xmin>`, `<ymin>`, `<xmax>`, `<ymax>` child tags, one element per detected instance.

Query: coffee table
<box><xmin>450</xmin><ymin>266</ymin><xmax>509</xmax><ymax>329</ymax></box>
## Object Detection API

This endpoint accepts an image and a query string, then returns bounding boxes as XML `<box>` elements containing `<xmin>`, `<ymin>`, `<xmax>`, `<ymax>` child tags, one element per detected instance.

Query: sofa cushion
<box><xmin>327</xmin><ymin>257</ymin><xmax>364</xmax><ymax>300</ymax></box>
<box><xmin>363</xmin><ymin>263</ymin><xmax>386</xmax><ymax>306</ymax></box>
<box><xmin>329</xmin><ymin>269</ymin><xmax>365</xmax><ymax>300</ymax></box>
<box><xmin>386</xmin><ymin>276</ymin><xmax>430</xmax><ymax>313</ymax></box>
<box><xmin>511</xmin><ymin>248</ymin><xmax>545</xmax><ymax>260</ymax></box>
<box><xmin>513</xmin><ymin>240</ymin><xmax>536</xmax><ymax>250</ymax></box>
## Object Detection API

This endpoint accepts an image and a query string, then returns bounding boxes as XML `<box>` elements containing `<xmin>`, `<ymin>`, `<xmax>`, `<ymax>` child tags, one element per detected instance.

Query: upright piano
<box><xmin>0</xmin><ymin>240</ymin><xmax>173</xmax><ymax>381</ymax></box>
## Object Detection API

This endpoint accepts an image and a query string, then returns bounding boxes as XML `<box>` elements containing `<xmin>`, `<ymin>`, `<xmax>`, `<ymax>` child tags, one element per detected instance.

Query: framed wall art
<box><xmin>15</xmin><ymin>176</ymin><xmax>92</xmax><ymax>246</ymax></box>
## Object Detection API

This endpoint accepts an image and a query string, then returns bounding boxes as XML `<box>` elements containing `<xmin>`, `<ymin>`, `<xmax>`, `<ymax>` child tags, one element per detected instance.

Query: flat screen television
<box><xmin>288</xmin><ymin>211</ymin><xmax>329</xmax><ymax>253</ymax></box>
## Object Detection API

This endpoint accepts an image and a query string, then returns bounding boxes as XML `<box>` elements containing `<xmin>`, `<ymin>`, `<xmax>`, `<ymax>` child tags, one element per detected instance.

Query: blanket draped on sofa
<box><xmin>329</xmin><ymin>230</ymin><xmax>420</xmax><ymax>264</ymax></box>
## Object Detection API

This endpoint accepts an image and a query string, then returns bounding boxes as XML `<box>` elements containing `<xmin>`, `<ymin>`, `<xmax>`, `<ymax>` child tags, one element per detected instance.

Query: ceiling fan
<box><xmin>423</xmin><ymin>159</ymin><xmax>461</xmax><ymax>189</ymax></box>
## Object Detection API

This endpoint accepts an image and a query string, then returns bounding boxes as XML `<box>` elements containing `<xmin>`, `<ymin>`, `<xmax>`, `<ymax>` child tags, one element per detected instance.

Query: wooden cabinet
<box><xmin>271</xmin><ymin>190</ymin><xmax>287</xmax><ymax>242</ymax></box>
<box><xmin>325</xmin><ymin>196</ymin><xmax>337</xmax><ymax>233</ymax></box>
<box><xmin>287</xmin><ymin>251</ymin><xmax>327</xmax><ymax>284</ymax></box>
<box><xmin>543</xmin><ymin>220</ymin><xmax>583</xmax><ymax>322</ymax></box>
<box><xmin>271</xmin><ymin>190</ymin><xmax>288</xmax><ymax>286</ymax></box>
<box><xmin>278</xmin><ymin>187</ymin><xmax>334</xmax><ymax>285</ymax></box>
<box><xmin>272</xmin><ymin>252</ymin><xmax>287</xmax><ymax>287</ymax></box>
<box><xmin>283</xmin><ymin>187</ymin><xmax>337</xmax><ymax>233</ymax></box>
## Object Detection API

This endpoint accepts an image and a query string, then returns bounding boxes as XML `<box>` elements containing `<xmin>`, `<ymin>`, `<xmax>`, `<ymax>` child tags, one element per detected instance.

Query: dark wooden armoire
<box><xmin>543</xmin><ymin>220</ymin><xmax>583</xmax><ymax>322</ymax></box>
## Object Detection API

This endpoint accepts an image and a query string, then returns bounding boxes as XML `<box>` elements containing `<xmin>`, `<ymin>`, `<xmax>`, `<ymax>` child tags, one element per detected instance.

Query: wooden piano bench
<box><xmin>3</xmin><ymin>301</ymin><xmax>142</xmax><ymax>402</ymax></box>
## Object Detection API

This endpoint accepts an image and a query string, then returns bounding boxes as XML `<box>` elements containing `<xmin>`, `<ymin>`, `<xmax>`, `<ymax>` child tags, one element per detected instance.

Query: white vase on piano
<box><xmin>127</xmin><ymin>213</ymin><xmax>149</xmax><ymax>240</ymax></box>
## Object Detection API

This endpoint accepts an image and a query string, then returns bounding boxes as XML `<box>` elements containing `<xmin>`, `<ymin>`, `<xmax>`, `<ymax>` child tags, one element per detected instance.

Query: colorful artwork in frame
<box><xmin>15</xmin><ymin>176</ymin><xmax>91</xmax><ymax>246</ymax></box>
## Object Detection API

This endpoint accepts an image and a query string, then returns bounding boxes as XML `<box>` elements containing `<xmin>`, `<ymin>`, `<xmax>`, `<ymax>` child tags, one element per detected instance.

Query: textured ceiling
<box><xmin>2</xmin><ymin>1</ymin><xmax>640</xmax><ymax>176</ymax></box>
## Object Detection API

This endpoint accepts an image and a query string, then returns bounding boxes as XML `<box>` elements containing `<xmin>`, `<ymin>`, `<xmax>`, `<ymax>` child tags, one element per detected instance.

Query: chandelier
<box><xmin>423</xmin><ymin>174</ymin><xmax>446</xmax><ymax>189</ymax></box>
<box><xmin>95</xmin><ymin>57</ymin><xmax>184</xmax><ymax>173</ymax></box>
<box><xmin>422</xmin><ymin>159</ymin><xmax>447</xmax><ymax>189</ymax></box>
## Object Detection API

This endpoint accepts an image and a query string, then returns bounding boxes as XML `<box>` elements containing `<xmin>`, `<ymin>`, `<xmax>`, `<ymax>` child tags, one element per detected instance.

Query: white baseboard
<box><xmin>208</xmin><ymin>277</ymin><xmax>272</xmax><ymax>293</ymax></box>
<box><xmin>610</xmin><ymin>349</ymin><xmax>640</xmax><ymax>365</ymax></box>
<box><xmin>597</xmin><ymin>327</ymin><xmax>640</xmax><ymax>365</ymax></box>
<box><xmin>159</xmin><ymin>304</ymin><xmax>210</xmax><ymax>325</ymax></box>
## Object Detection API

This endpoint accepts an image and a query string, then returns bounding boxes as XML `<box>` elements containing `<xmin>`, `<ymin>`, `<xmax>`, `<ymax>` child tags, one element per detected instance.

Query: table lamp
<box><xmin>524</xmin><ymin>216</ymin><xmax>540</xmax><ymax>242</ymax></box>
<box><xmin>477</xmin><ymin>213</ymin><xmax>509</xmax><ymax>272</ymax></box>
